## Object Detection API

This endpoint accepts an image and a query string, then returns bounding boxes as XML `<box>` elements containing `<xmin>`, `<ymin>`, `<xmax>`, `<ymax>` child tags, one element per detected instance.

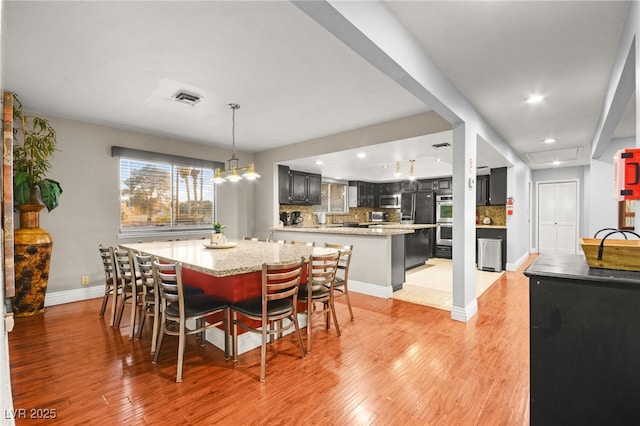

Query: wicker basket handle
<box><xmin>593</xmin><ymin>228</ymin><xmax>624</xmax><ymax>239</ymax></box>
<box><xmin>597</xmin><ymin>229</ymin><xmax>640</xmax><ymax>260</ymax></box>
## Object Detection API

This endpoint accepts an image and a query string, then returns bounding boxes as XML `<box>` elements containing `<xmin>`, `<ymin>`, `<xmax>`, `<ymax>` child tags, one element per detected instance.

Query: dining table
<box><xmin>118</xmin><ymin>238</ymin><xmax>337</xmax><ymax>353</ymax></box>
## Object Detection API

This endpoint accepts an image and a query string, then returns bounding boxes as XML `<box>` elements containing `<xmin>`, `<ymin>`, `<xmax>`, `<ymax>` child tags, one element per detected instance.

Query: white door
<box><xmin>538</xmin><ymin>181</ymin><xmax>578</xmax><ymax>254</ymax></box>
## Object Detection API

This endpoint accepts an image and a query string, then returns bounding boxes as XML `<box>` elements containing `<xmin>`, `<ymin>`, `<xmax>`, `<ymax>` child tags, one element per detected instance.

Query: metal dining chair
<box><xmin>298</xmin><ymin>251</ymin><xmax>341</xmax><ymax>353</ymax></box>
<box><xmin>323</xmin><ymin>243</ymin><xmax>355</xmax><ymax>321</ymax></box>
<box><xmin>98</xmin><ymin>245</ymin><xmax>119</xmax><ymax>326</ymax></box>
<box><xmin>152</xmin><ymin>260</ymin><xmax>230</xmax><ymax>383</ymax></box>
<box><xmin>230</xmin><ymin>257</ymin><xmax>306</xmax><ymax>382</ymax></box>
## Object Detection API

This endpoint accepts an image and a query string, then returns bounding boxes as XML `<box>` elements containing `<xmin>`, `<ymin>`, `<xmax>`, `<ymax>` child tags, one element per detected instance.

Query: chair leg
<box><xmin>99</xmin><ymin>288</ymin><xmax>109</xmax><ymax>318</ymax></box>
<box><xmin>343</xmin><ymin>287</ymin><xmax>355</xmax><ymax>321</ymax></box>
<box><xmin>109</xmin><ymin>286</ymin><xmax>119</xmax><ymax>327</ymax></box>
<box><xmin>128</xmin><ymin>295</ymin><xmax>138</xmax><ymax>339</ymax></box>
<box><xmin>292</xmin><ymin>313</ymin><xmax>306</xmax><ymax>358</ymax></box>
<box><xmin>114</xmin><ymin>294</ymin><xmax>126</xmax><ymax>328</ymax></box>
<box><xmin>152</xmin><ymin>314</ymin><xmax>166</xmax><ymax>363</ymax></box>
<box><xmin>260</xmin><ymin>320</ymin><xmax>268</xmax><ymax>382</ymax></box>
<box><xmin>176</xmin><ymin>325</ymin><xmax>186</xmax><ymax>383</ymax></box>
<box><xmin>306</xmin><ymin>303</ymin><xmax>313</xmax><ymax>354</ymax></box>
<box><xmin>135</xmin><ymin>306</ymin><xmax>146</xmax><ymax>340</ymax></box>
<box><xmin>150</xmin><ymin>303</ymin><xmax>160</xmax><ymax>354</ymax></box>
<box><xmin>330</xmin><ymin>297</ymin><xmax>341</xmax><ymax>337</ymax></box>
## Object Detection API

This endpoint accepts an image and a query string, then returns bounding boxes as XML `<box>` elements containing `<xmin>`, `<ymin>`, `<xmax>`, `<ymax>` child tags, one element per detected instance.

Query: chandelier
<box><xmin>212</xmin><ymin>103</ymin><xmax>260</xmax><ymax>184</ymax></box>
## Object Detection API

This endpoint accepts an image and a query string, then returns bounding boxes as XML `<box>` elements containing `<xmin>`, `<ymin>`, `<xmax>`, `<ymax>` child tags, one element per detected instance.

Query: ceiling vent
<box><xmin>432</xmin><ymin>142</ymin><xmax>451</xmax><ymax>149</ymax></box>
<box><xmin>173</xmin><ymin>91</ymin><xmax>202</xmax><ymax>106</ymax></box>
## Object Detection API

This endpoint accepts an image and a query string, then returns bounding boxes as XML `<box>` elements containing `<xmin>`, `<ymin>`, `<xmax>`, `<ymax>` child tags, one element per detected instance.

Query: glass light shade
<box><xmin>394</xmin><ymin>161</ymin><xmax>401</xmax><ymax>177</ymax></box>
<box><xmin>212</xmin><ymin>168</ymin><xmax>226</xmax><ymax>184</ymax></box>
<box><xmin>242</xmin><ymin>163</ymin><xmax>261</xmax><ymax>180</ymax></box>
<box><xmin>226</xmin><ymin>167</ymin><xmax>242</xmax><ymax>182</ymax></box>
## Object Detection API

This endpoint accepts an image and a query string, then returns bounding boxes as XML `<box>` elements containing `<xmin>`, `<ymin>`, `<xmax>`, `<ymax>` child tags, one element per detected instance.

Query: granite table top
<box><xmin>119</xmin><ymin>239</ymin><xmax>336</xmax><ymax>278</ymax></box>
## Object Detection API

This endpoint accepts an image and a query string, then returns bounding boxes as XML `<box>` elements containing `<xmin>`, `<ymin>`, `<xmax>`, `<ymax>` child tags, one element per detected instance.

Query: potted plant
<box><xmin>11</xmin><ymin>92</ymin><xmax>63</xmax><ymax>316</ymax></box>
<box><xmin>211</xmin><ymin>222</ymin><xmax>227</xmax><ymax>245</ymax></box>
<box><xmin>12</xmin><ymin>93</ymin><xmax>63</xmax><ymax>211</ymax></box>
<box><xmin>213</xmin><ymin>222</ymin><xmax>226</xmax><ymax>234</ymax></box>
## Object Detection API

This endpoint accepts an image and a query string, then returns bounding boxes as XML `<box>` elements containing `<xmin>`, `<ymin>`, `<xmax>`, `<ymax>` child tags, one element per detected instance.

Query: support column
<box><xmin>451</xmin><ymin>122</ymin><xmax>478</xmax><ymax>322</ymax></box>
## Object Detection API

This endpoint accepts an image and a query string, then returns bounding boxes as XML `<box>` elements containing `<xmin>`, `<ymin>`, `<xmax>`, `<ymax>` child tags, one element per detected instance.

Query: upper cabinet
<box><xmin>348</xmin><ymin>181</ymin><xmax>377</xmax><ymax>208</ymax></box>
<box><xmin>477</xmin><ymin>167</ymin><xmax>507</xmax><ymax>206</ymax></box>
<box><xmin>488</xmin><ymin>167</ymin><xmax>507</xmax><ymax>205</ymax></box>
<box><xmin>379</xmin><ymin>181</ymin><xmax>402</xmax><ymax>195</ymax></box>
<box><xmin>476</xmin><ymin>174</ymin><xmax>490</xmax><ymax>206</ymax></box>
<box><xmin>278</xmin><ymin>165</ymin><xmax>322</xmax><ymax>205</ymax></box>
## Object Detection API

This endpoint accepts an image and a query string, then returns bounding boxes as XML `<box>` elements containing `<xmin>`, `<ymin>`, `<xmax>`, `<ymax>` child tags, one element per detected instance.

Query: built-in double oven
<box><xmin>436</xmin><ymin>195</ymin><xmax>453</xmax><ymax>246</ymax></box>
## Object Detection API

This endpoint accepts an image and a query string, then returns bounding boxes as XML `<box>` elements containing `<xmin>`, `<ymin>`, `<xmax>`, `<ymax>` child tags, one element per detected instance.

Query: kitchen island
<box><xmin>271</xmin><ymin>224</ymin><xmax>436</xmax><ymax>294</ymax></box>
<box><xmin>524</xmin><ymin>253</ymin><xmax>640</xmax><ymax>425</ymax></box>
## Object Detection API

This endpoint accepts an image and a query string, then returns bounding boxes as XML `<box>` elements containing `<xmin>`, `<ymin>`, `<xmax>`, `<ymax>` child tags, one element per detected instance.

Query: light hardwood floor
<box><xmin>8</xmin><ymin>257</ymin><xmax>534</xmax><ymax>425</ymax></box>
<box><xmin>394</xmin><ymin>258</ymin><xmax>505</xmax><ymax>311</ymax></box>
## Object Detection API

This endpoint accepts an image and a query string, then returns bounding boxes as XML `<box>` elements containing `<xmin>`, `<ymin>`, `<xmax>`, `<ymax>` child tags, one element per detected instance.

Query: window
<box><xmin>313</xmin><ymin>180</ymin><xmax>347</xmax><ymax>213</ymax></box>
<box><xmin>113</xmin><ymin>147</ymin><xmax>223</xmax><ymax>234</ymax></box>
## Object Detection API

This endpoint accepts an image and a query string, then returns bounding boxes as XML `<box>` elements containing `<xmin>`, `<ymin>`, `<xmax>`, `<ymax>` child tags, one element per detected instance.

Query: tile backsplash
<box><xmin>278</xmin><ymin>204</ymin><xmax>506</xmax><ymax>226</ymax></box>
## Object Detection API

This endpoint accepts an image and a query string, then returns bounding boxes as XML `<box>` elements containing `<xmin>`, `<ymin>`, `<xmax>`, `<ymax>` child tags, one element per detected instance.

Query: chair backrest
<box><xmin>323</xmin><ymin>243</ymin><xmax>353</xmax><ymax>283</ymax></box>
<box><xmin>309</xmin><ymin>251</ymin><xmax>340</xmax><ymax>288</ymax></box>
<box><xmin>290</xmin><ymin>240</ymin><xmax>315</xmax><ymax>247</ymax></box>
<box><xmin>114</xmin><ymin>248</ymin><xmax>137</xmax><ymax>285</ymax></box>
<box><xmin>134</xmin><ymin>253</ymin><xmax>155</xmax><ymax>294</ymax></box>
<box><xmin>98</xmin><ymin>245</ymin><xmax>117</xmax><ymax>283</ymax></box>
<box><xmin>152</xmin><ymin>260</ymin><xmax>184</xmax><ymax>310</ymax></box>
<box><xmin>262</xmin><ymin>258</ymin><xmax>305</xmax><ymax>305</ymax></box>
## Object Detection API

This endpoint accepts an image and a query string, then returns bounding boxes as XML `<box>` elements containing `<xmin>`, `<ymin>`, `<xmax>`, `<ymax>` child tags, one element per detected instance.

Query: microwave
<box><xmin>379</xmin><ymin>193</ymin><xmax>401</xmax><ymax>208</ymax></box>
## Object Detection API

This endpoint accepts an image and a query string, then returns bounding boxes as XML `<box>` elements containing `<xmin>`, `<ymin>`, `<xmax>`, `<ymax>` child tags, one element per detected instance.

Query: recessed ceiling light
<box><xmin>334</xmin><ymin>176</ymin><xmax>342</xmax><ymax>180</ymax></box>
<box><xmin>543</xmin><ymin>138</ymin><xmax>556</xmax><ymax>144</ymax></box>
<box><xmin>552</xmin><ymin>160</ymin><xmax>560</xmax><ymax>166</ymax></box>
<box><xmin>435</xmin><ymin>158</ymin><xmax>441</xmax><ymax>162</ymax></box>
<box><xmin>357</xmin><ymin>153</ymin><xmax>366</xmax><ymax>159</ymax></box>
<box><xmin>526</xmin><ymin>94</ymin><xmax>544</xmax><ymax>104</ymax></box>
<box><xmin>315</xmin><ymin>160</ymin><xmax>323</xmax><ymax>165</ymax></box>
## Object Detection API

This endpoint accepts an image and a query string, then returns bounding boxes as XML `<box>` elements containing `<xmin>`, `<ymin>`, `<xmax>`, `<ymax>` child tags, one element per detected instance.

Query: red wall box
<box><xmin>615</xmin><ymin>148</ymin><xmax>640</xmax><ymax>201</ymax></box>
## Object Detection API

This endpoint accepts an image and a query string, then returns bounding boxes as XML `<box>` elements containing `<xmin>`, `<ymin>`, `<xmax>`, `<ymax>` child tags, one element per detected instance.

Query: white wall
<box><xmin>34</xmin><ymin>115</ymin><xmax>254</xmax><ymax>295</ymax></box>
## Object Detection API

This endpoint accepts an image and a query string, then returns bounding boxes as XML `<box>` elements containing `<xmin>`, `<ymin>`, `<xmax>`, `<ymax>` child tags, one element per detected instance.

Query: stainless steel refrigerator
<box><xmin>401</xmin><ymin>191</ymin><xmax>435</xmax><ymax>224</ymax></box>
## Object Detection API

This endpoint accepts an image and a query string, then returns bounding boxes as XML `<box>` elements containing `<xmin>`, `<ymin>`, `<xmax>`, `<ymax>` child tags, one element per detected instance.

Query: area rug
<box><xmin>393</xmin><ymin>258</ymin><xmax>504</xmax><ymax>311</ymax></box>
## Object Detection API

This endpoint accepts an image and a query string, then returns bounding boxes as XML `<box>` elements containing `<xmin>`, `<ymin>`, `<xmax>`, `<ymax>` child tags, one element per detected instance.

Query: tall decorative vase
<box><xmin>13</xmin><ymin>204</ymin><xmax>53</xmax><ymax>317</ymax></box>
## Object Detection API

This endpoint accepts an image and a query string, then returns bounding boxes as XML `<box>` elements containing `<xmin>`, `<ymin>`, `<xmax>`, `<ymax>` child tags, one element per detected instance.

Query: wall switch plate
<box><xmin>81</xmin><ymin>275</ymin><xmax>89</xmax><ymax>286</ymax></box>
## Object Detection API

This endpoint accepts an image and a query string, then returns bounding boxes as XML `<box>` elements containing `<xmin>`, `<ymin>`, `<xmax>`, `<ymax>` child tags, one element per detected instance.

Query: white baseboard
<box><xmin>450</xmin><ymin>299</ymin><xmax>478</xmax><ymax>322</ymax></box>
<box><xmin>45</xmin><ymin>286</ymin><xmax>104</xmax><ymax>307</ymax></box>
<box><xmin>349</xmin><ymin>280</ymin><xmax>393</xmax><ymax>299</ymax></box>
<box><xmin>506</xmin><ymin>251</ymin><xmax>531</xmax><ymax>271</ymax></box>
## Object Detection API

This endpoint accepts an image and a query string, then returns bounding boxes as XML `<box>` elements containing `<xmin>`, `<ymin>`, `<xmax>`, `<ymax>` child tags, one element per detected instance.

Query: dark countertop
<box><xmin>524</xmin><ymin>253</ymin><xmax>640</xmax><ymax>286</ymax></box>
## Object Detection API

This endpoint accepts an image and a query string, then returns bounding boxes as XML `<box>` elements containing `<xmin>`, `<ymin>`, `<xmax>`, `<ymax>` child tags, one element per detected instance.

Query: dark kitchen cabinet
<box><xmin>476</xmin><ymin>167</ymin><xmax>507</xmax><ymax>206</ymax></box>
<box><xmin>476</xmin><ymin>174</ymin><xmax>490</xmax><ymax>206</ymax></box>
<box><xmin>405</xmin><ymin>228</ymin><xmax>433</xmax><ymax>270</ymax></box>
<box><xmin>524</xmin><ymin>255</ymin><xmax>640</xmax><ymax>425</ymax></box>
<box><xmin>379</xmin><ymin>181</ymin><xmax>402</xmax><ymax>195</ymax></box>
<box><xmin>489</xmin><ymin>167</ymin><xmax>507</xmax><ymax>205</ymax></box>
<box><xmin>419</xmin><ymin>177</ymin><xmax>452</xmax><ymax>193</ymax></box>
<box><xmin>278</xmin><ymin>165</ymin><xmax>321</xmax><ymax>205</ymax></box>
<box><xmin>349</xmin><ymin>181</ymin><xmax>376</xmax><ymax>207</ymax></box>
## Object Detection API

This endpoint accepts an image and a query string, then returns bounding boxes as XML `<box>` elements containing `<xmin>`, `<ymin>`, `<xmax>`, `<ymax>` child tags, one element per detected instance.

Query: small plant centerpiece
<box><xmin>213</xmin><ymin>222</ymin><xmax>226</xmax><ymax>234</ymax></box>
<box><xmin>211</xmin><ymin>222</ymin><xmax>227</xmax><ymax>245</ymax></box>
<box><xmin>11</xmin><ymin>93</ymin><xmax>63</xmax><ymax>316</ymax></box>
